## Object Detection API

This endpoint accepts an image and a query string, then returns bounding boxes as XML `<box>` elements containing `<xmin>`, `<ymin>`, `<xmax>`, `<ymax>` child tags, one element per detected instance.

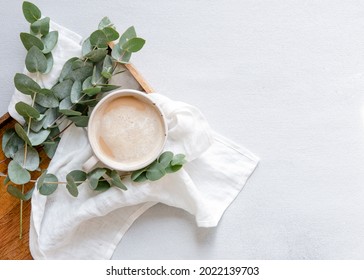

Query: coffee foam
<box><xmin>92</xmin><ymin>96</ymin><xmax>165</xmax><ymax>166</ymax></box>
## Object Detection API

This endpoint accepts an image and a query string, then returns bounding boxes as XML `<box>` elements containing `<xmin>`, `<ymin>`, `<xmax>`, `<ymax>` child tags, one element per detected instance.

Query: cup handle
<box><xmin>83</xmin><ymin>155</ymin><xmax>99</xmax><ymax>172</ymax></box>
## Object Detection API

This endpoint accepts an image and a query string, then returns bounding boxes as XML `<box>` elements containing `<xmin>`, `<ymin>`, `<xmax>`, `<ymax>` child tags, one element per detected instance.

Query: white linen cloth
<box><xmin>8</xmin><ymin>22</ymin><xmax>259</xmax><ymax>259</ymax></box>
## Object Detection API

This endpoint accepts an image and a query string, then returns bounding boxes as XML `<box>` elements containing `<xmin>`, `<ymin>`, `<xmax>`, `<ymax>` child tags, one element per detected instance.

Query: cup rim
<box><xmin>87</xmin><ymin>89</ymin><xmax>168</xmax><ymax>171</ymax></box>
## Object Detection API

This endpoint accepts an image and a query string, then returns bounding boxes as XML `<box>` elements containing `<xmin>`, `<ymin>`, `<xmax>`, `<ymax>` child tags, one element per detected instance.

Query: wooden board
<box><xmin>0</xmin><ymin>63</ymin><xmax>153</xmax><ymax>260</ymax></box>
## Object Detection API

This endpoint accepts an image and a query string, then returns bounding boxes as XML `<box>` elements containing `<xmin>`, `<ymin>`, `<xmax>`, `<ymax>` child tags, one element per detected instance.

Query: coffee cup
<box><xmin>83</xmin><ymin>89</ymin><xmax>168</xmax><ymax>172</ymax></box>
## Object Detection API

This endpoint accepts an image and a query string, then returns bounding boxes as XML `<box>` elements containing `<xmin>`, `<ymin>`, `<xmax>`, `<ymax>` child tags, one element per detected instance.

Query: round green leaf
<box><xmin>2</xmin><ymin>129</ymin><xmax>24</xmax><ymax>159</ymax></box>
<box><xmin>121</xmin><ymin>37</ymin><xmax>145</xmax><ymax>53</ymax></box>
<box><xmin>28</xmin><ymin>129</ymin><xmax>51</xmax><ymax>146</ymax></box>
<box><xmin>146</xmin><ymin>161</ymin><xmax>166</xmax><ymax>181</ymax></box>
<box><xmin>20</xmin><ymin>32</ymin><xmax>44</xmax><ymax>51</ymax></box>
<box><xmin>70</xmin><ymin>80</ymin><xmax>83</xmax><ymax>103</ymax></box>
<box><xmin>95</xmin><ymin>180</ymin><xmax>111</xmax><ymax>192</ymax></box>
<box><xmin>84</xmin><ymin>48</ymin><xmax>108</xmax><ymax>63</ymax></box>
<box><xmin>14</xmin><ymin>123</ymin><xmax>31</xmax><ymax>146</ymax></box>
<box><xmin>22</xmin><ymin>1</ymin><xmax>41</xmax><ymax>24</ymax></box>
<box><xmin>103</xmin><ymin>27</ymin><xmax>119</xmax><ymax>42</ymax></box>
<box><xmin>171</xmin><ymin>154</ymin><xmax>187</xmax><ymax>166</ymax></box>
<box><xmin>119</xmin><ymin>26</ymin><xmax>136</xmax><ymax>46</ymax></box>
<box><xmin>90</xmin><ymin>30</ymin><xmax>108</xmax><ymax>48</ymax></box>
<box><xmin>109</xmin><ymin>170</ymin><xmax>127</xmax><ymax>190</ymax></box>
<box><xmin>52</xmin><ymin>79</ymin><xmax>73</xmax><ymax>99</ymax></box>
<box><xmin>59</xmin><ymin>57</ymin><xmax>78</xmax><ymax>82</ymax></box>
<box><xmin>165</xmin><ymin>164</ymin><xmax>183</xmax><ymax>174</ymax></box>
<box><xmin>38</xmin><ymin>173</ymin><xmax>58</xmax><ymax>195</ymax></box>
<box><xmin>43</xmin><ymin>52</ymin><xmax>54</xmax><ymax>74</ymax></box>
<box><xmin>14</xmin><ymin>73</ymin><xmax>41</xmax><ymax>96</ymax></box>
<box><xmin>15</xmin><ymin>101</ymin><xmax>40</xmax><ymax>120</ymax></box>
<box><xmin>25</xmin><ymin>46</ymin><xmax>47</xmax><ymax>73</ymax></box>
<box><xmin>13</xmin><ymin>145</ymin><xmax>40</xmax><ymax>171</ymax></box>
<box><xmin>8</xmin><ymin>160</ymin><xmax>31</xmax><ymax>185</ymax></box>
<box><xmin>98</xmin><ymin>16</ymin><xmax>113</xmax><ymax>30</ymax></box>
<box><xmin>158</xmin><ymin>151</ymin><xmax>174</xmax><ymax>168</ymax></box>
<box><xmin>67</xmin><ymin>170</ymin><xmax>87</xmax><ymax>185</ymax></box>
<box><xmin>35</xmin><ymin>90</ymin><xmax>59</xmax><ymax>108</ymax></box>
<box><xmin>111</xmin><ymin>43</ymin><xmax>131</xmax><ymax>63</ymax></box>
<box><xmin>131</xmin><ymin>169</ymin><xmax>147</xmax><ymax>182</ymax></box>
<box><xmin>42</xmin><ymin>31</ymin><xmax>58</xmax><ymax>54</ymax></box>
<box><xmin>30</xmin><ymin>17</ymin><xmax>50</xmax><ymax>36</ymax></box>
<box><xmin>87</xmin><ymin>168</ymin><xmax>107</xmax><ymax>190</ymax></box>
<box><xmin>82</xmin><ymin>37</ymin><xmax>92</xmax><ymax>57</ymax></box>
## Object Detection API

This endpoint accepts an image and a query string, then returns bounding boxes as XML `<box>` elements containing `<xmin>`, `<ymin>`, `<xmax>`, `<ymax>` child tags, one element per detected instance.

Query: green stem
<box><xmin>19</xmin><ymin>184</ymin><xmax>24</xmax><ymax>239</ymax></box>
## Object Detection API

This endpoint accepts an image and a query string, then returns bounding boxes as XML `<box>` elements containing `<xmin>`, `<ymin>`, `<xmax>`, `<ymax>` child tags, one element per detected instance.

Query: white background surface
<box><xmin>1</xmin><ymin>0</ymin><xmax>364</xmax><ymax>259</ymax></box>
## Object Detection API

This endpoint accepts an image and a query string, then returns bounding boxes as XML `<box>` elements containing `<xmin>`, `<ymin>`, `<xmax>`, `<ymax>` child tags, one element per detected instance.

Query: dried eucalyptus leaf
<box><xmin>98</xmin><ymin>16</ymin><xmax>113</xmax><ymax>30</ymax></box>
<box><xmin>8</xmin><ymin>160</ymin><xmax>31</xmax><ymax>185</ymax></box>
<box><xmin>87</xmin><ymin>168</ymin><xmax>107</xmax><ymax>190</ymax></box>
<box><xmin>28</xmin><ymin>129</ymin><xmax>51</xmax><ymax>146</ymax></box>
<box><xmin>103</xmin><ymin>27</ymin><xmax>119</xmax><ymax>42</ymax></box>
<box><xmin>20</xmin><ymin>32</ymin><xmax>44</xmax><ymax>51</ymax></box>
<box><xmin>22</xmin><ymin>1</ymin><xmax>41</xmax><ymax>23</ymax></box>
<box><xmin>84</xmin><ymin>48</ymin><xmax>108</xmax><ymax>63</ymax></box>
<box><xmin>14</xmin><ymin>73</ymin><xmax>41</xmax><ymax>96</ymax></box>
<box><xmin>15</xmin><ymin>101</ymin><xmax>40</xmax><ymax>120</ymax></box>
<box><xmin>26</xmin><ymin>46</ymin><xmax>47</xmax><ymax>73</ymax></box>
<box><xmin>119</xmin><ymin>26</ymin><xmax>136</xmax><ymax>46</ymax></box>
<box><xmin>90</xmin><ymin>30</ymin><xmax>108</xmax><ymax>48</ymax></box>
<box><xmin>13</xmin><ymin>146</ymin><xmax>39</xmax><ymax>171</ymax></box>
<box><xmin>59</xmin><ymin>57</ymin><xmax>78</xmax><ymax>82</ymax></box>
<box><xmin>121</xmin><ymin>37</ymin><xmax>145</xmax><ymax>53</ymax></box>
<box><xmin>52</xmin><ymin>79</ymin><xmax>73</xmax><ymax>99</ymax></box>
<box><xmin>14</xmin><ymin>123</ymin><xmax>31</xmax><ymax>145</ymax></box>
<box><xmin>70</xmin><ymin>80</ymin><xmax>83</xmax><ymax>103</ymax></box>
<box><xmin>38</xmin><ymin>173</ymin><xmax>58</xmax><ymax>195</ymax></box>
<box><xmin>30</xmin><ymin>17</ymin><xmax>50</xmax><ymax>36</ymax></box>
<box><xmin>42</xmin><ymin>31</ymin><xmax>58</xmax><ymax>54</ymax></box>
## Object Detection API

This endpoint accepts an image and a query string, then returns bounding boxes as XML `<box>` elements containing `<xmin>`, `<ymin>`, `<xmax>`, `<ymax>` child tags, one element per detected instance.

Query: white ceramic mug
<box><xmin>83</xmin><ymin>89</ymin><xmax>168</xmax><ymax>172</ymax></box>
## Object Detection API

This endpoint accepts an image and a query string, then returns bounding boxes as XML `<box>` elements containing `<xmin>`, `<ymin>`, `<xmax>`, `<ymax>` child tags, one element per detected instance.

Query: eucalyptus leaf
<box><xmin>22</xmin><ymin>1</ymin><xmax>41</xmax><ymax>23</ymax></box>
<box><xmin>25</xmin><ymin>46</ymin><xmax>47</xmax><ymax>73</ymax></box>
<box><xmin>72</xmin><ymin>59</ymin><xmax>84</xmax><ymax>70</ymax></box>
<box><xmin>59</xmin><ymin>97</ymin><xmax>82</xmax><ymax>116</ymax></box>
<box><xmin>158</xmin><ymin>151</ymin><xmax>174</xmax><ymax>168</ymax></box>
<box><xmin>66</xmin><ymin>183</ymin><xmax>78</xmax><ymax>197</ymax></box>
<box><xmin>100</xmin><ymin>84</ymin><xmax>120</xmax><ymax>92</ymax></box>
<box><xmin>70</xmin><ymin>80</ymin><xmax>83</xmax><ymax>103</ymax></box>
<box><xmin>7</xmin><ymin>185</ymin><xmax>26</xmax><ymax>200</ymax></box>
<box><xmin>109</xmin><ymin>170</ymin><xmax>127</xmax><ymax>190</ymax></box>
<box><xmin>171</xmin><ymin>154</ymin><xmax>187</xmax><ymax>166</ymax></box>
<box><xmin>98</xmin><ymin>16</ymin><xmax>113</xmax><ymax>30</ymax></box>
<box><xmin>8</xmin><ymin>160</ymin><xmax>31</xmax><ymax>185</ymax></box>
<box><xmin>82</xmin><ymin>37</ymin><xmax>92</xmax><ymax>57</ymax></box>
<box><xmin>111</xmin><ymin>43</ymin><xmax>131</xmax><ymax>63</ymax></box>
<box><xmin>68</xmin><ymin>116</ymin><xmax>89</xmax><ymax>127</ymax></box>
<box><xmin>28</xmin><ymin>129</ymin><xmax>51</xmax><ymax>146</ymax></box>
<box><xmin>165</xmin><ymin>164</ymin><xmax>183</xmax><ymax>173</ymax></box>
<box><xmin>3</xmin><ymin>176</ymin><xmax>10</xmax><ymax>185</ymax></box>
<box><xmin>42</xmin><ymin>31</ymin><xmax>58</xmax><ymax>54</ymax></box>
<box><xmin>146</xmin><ymin>161</ymin><xmax>166</xmax><ymax>181</ymax></box>
<box><xmin>14</xmin><ymin>123</ymin><xmax>31</xmax><ymax>145</ymax></box>
<box><xmin>20</xmin><ymin>32</ymin><xmax>44</xmax><ymax>51</ymax></box>
<box><xmin>131</xmin><ymin>168</ymin><xmax>147</xmax><ymax>182</ymax></box>
<box><xmin>101</xmin><ymin>55</ymin><xmax>113</xmax><ymax>78</ymax></box>
<box><xmin>67</xmin><ymin>64</ymin><xmax>94</xmax><ymax>82</ymax></box>
<box><xmin>52</xmin><ymin>79</ymin><xmax>73</xmax><ymax>99</ymax></box>
<box><xmin>14</xmin><ymin>73</ymin><xmax>41</xmax><ymax>96</ymax></box>
<box><xmin>84</xmin><ymin>48</ymin><xmax>108</xmax><ymax>63</ymax></box>
<box><xmin>95</xmin><ymin>180</ymin><xmax>111</xmax><ymax>191</ymax></box>
<box><xmin>121</xmin><ymin>37</ymin><xmax>145</xmax><ymax>53</ymax></box>
<box><xmin>87</xmin><ymin>168</ymin><xmax>107</xmax><ymax>190</ymax></box>
<box><xmin>33</xmin><ymin>102</ymin><xmax>47</xmax><ymax>114</ymax></box>
<box><xmin>59</xmin><ymin>57</ymin><xmax>78</xmax><ymax>82</ymax></box>
<box><xmin>119</xmin><ymin>26</ymin><xmax>136</xmax><ymax>46</ymax></box>
<box><xmin>13</xmin><ymin>146</ymin><xmax>39</xmax><ymax>171</ymax></box>
<box><xmin>30</xmin><ymin>117</ymin><xmax>46</xmax><ymax>132</ymax></box>
<box><xmin>84</xmin><ymin>87</ymin><xmax>102</xmax><ymax>96</ymax></box>
<box><xmin>43</xmin><ymin>139</ymin><xmax>59</xmax><ymax>159</ymax></box>
<box><xmin>15</xmin><ymin>101</ymin><xmax>40</xmax><ymax>120</ymax></box>
<box><xmin>30</xmin><ymin>17</ymin><xmax>49</xmax><ymax>36</ymax></box>
<box><xmin>35</xmin><ymin>89</ymin><xmax>59</xmax><ymax>108</ymax></box>
<box><xmin>82</xmin><ymin>76</ymin><xmax>93</xmax><ymax>90</ymax></box>
<box><xmin>92</xmin><ymin>65</ymin><xmax>105</xmax><ymax>86</ymax></box>
<box><xmin>132</xmin><ymin>172</ymin><xmax>147</xmax><ymax>182</ymax></box>
<box><xmin>38</xmin><ymin>173</ymin><xmax>58</xmax><ymax>195</ymax></box>
<box><xmin>43</xmin><ymin>52</ymin><xmax>54</xmax><ymax>74</ymax></box>
<box><xmin>42</xmin><ymin>108</ymin><xmax>58</xmax><ymax>129</ymax></box>
<box><xmin>3</xmin><ymin>129</ymin><xmax>24</xmax><ymax>159</ymax></box>
<box><xmin>90</xmin><ymin>30</ymin><xmax>108</xmax><ymax>48</ymax></box>
<box><xmin>66</xmin><ymin>170</ymin><xmax>87</xmax><ymax>197</ymax></box>
<box><xmin>103</xmin><ymin>27</ymin><xmax>119</xmax><ymax>42</ymax></box>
